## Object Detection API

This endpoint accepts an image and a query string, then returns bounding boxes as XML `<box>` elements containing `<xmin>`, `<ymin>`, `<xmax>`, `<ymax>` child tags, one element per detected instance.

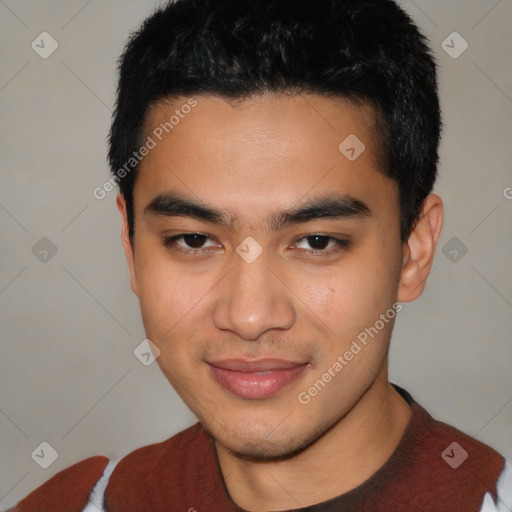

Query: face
<box><xmin>119</xmin><ymin>93</ymin><xmax>406</xmax><ymax>460</ymax></box>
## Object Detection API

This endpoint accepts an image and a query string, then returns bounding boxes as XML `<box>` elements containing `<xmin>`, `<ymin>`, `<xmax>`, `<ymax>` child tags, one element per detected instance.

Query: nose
<box><xmin>212</xmin><ymin>248</ymin><xmax>296</xmax><ymax>341</ymax></box>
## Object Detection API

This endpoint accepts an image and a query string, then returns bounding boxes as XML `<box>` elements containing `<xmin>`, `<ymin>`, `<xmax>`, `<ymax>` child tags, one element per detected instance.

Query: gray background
<box><xmin>0</xmin><ymin>0</ymin><xmax>511</xmax><ymax>508</ymax></box>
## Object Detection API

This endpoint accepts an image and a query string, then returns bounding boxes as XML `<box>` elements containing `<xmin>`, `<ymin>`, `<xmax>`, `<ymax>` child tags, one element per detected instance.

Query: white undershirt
<box><xmin>81</xmin><ymin>459</ymin><xmax>119</xmax><ymax>512</ymax></box>
<box><xmin>480</xmin><ymin>458</ymin><xmax>512</xmax><ymax>512</ymax></box>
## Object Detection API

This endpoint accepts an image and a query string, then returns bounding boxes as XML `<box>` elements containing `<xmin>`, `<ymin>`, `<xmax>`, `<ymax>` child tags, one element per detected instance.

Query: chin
<box><xmin>220</xmin><ymin>434</ymin><xmax>311</xmax><ymax>462</ymax></box>
<box><xmin>207</xmin><ymin>415</ymin><xmax>331</xmax><ymax>462</ymax></box>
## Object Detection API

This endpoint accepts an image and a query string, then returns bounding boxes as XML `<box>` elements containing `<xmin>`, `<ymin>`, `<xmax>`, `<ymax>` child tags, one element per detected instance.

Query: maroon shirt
<box><xmin>10</xmin><ymin>385</ymin><xmax>506</xmax><ymax>512</ymax></box>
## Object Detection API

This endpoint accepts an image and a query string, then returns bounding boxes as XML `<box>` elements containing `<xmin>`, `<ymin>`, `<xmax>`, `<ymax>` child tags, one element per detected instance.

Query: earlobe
<box><xmin>116</xmin><ymin>193</ymin><xmax>139</xmax><ymax>297</ymax></box>
<box><xmin>397</xmin><ymin>194</ymin><xmax>443</xmax><ymax>303</ymax></box>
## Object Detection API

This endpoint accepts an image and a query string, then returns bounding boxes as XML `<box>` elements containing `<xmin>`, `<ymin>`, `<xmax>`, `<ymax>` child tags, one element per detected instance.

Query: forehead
<box><xmin>136</xmin><ymin>93</ymin><xmax>397</xmax><ymax>230</ymax></box>
<box><xmin>143</xmin><ymin>92</ymin><xmax>381</xmax><ymax>164</ymax></box>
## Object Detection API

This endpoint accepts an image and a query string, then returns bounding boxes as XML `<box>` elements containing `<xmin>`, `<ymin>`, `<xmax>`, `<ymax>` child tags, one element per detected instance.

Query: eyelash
<box><xmin>161</xmin><ymin>233</ymin><xmax>351</xmax><ymax>258</ymax></box>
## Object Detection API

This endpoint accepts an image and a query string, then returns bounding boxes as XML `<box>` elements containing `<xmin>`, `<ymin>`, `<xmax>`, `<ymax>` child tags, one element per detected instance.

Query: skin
<box><xmin>117</xmin><ymin>92</ymin><xmax>443</xmax><ymax>511</ymax></box>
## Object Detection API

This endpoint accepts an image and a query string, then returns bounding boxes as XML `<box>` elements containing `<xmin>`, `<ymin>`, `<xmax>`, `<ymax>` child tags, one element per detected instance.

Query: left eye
<box><xmin>294</xmin><ymin>235</ymin><xmax>350</xmax><ymax>253</ymax></box>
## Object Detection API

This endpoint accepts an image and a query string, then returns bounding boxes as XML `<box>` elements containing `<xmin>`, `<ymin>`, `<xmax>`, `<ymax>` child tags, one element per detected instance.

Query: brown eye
<box><xmin>304</xmin><ymin>235</ymin><xmax>330</xmax><ymax>250</ymax></box>
<box><xmin>181</xmin><ymin>234</ymin><xmax>208</xmax><ymax>248</ymax></box>
<box><xmin>294</xmin><ymin>235</ymin><xmax>351</xmax><ymax>256</ymax></box>
<box><xmin>162</xmin><ymin>233</ymin><xmax>220</xmax><ymax>253</ymax></box>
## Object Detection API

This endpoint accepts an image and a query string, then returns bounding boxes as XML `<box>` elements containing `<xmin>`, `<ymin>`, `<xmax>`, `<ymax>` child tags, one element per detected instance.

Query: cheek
<box><xmin>133</xmin><ymin>252</ymin><xmax>221</xmax><ymax>375</ymax></box>
<box><xmin>303</xmin><ymin>253</ymin><xmax>400</xmax><ymax>343</ymax></box>
<box><xmin>134</xmin><ymin>253</ymin><xmax>198</xmax><ymax>339</ymax></box>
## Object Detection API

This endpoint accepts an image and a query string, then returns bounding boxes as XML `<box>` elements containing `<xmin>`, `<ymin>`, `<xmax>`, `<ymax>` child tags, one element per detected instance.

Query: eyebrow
<box><xmin>143</xmin><ymin>191</ymin><xmax>372</xmax><ymax>231</ymax></box>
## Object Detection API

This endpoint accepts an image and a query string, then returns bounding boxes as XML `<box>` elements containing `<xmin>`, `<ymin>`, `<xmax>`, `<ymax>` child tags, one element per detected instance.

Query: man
<box><xmin>9</xmin><ymin>0</ymin><xmax>512</xmax><ymax>511</ymax></box>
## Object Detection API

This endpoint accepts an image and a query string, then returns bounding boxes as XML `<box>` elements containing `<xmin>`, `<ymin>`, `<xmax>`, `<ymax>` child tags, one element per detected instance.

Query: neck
<box><xmin>215</xmin><ymin>367</ymin><xmax>412</xmax><ymax>511</ymax></box>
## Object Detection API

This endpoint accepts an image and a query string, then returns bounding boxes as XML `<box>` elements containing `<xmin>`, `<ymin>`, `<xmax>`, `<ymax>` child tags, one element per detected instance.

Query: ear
<box><xmin>116</xmin><ymin>193</ymin><xmax>139</xmax><ymax>297</ymax></box>
<box><xmin>398</xmin><ymin>194</ymin><xmax>443</xmax><ymax>302</ymax></box>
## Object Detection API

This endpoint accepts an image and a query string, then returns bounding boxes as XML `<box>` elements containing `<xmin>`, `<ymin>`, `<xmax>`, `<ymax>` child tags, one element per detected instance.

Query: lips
<box><xmin>208</xmin><ymin>358</ymin><xmax>308</xmax><ymax>399</ymax></box>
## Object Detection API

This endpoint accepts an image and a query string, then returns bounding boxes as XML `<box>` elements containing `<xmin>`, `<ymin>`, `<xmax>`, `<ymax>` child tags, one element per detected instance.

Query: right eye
<box><xmin>162</xmin><ymin>233</ymin><xmax>222</xmax><ymax>254</ymax></box>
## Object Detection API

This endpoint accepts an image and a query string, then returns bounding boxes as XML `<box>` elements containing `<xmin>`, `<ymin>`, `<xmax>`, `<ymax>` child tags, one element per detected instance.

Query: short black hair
<box><xmin>108</xmin><ymin>0</ymin><xmax>441</xmax><ymax>246</ymax></box>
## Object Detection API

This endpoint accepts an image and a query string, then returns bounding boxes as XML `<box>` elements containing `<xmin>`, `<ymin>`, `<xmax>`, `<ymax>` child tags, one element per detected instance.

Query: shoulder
<box><xmin>7</xmin><ymin>424</ymin><xmax>206</xmax><ymax>512</ymax></box>
<box><xmin>415</xmin><ymin>401</ymin><xmax>505</xmax><ymax>480</ymax></box>
<box><xmin>7</xmin><ymin>455</ymin><xmax>110</xmax><ymax>512</ymax></box>
<box><xmin>103</xmin><ymin>422</ymin><xmax>208</xmax><ymax>506</ymax></box>
<box><xmin>391</xmin><ymin>385</ymin><xmax>507</xmax><ymax>507</ymax></box>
